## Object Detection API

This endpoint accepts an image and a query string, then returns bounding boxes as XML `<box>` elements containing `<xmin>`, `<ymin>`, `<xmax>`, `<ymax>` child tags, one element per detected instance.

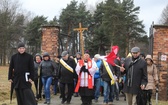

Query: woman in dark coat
<box><xmin>34</xmin><ymin>53</ymin><xmax>42</xmax><ymax>99</ymax></box>
<box><xmin>40</xmin><ymin>52</ymin><xmax>57</xmax><ymax>104</ymax></box>
<box><xmin>8</xmin><ymin>42</ymin><xmax>37</xmax><ymax>105</ymax></box>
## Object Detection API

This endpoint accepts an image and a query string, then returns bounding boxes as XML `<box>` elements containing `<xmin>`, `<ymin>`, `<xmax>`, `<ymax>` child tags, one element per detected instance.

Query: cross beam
<box><xmin>74</xmin><ymin>23</ymin><xmax>88</xmax><ymax>57</ymax></box>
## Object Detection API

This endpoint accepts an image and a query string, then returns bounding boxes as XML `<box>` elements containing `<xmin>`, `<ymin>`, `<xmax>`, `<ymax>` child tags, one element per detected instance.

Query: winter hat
<box><xmin>145</xmin><ymin>55</ymin><xmax>153</xmax><ymax>62</ymax></box>
<box><xmin>61</xmin><ymin>51</ymin><xmax>68</xmax><ymax>57</ymax></box>
<box><xmin>43</xmin><ymin>52</ymin><xmax>50</xmax><ymax>57</ymax></box>
<box><xmin>17</xmin><ymin>42</ymin><xmax>25</xmax><ymax>48</ymax></box>
<box><xmin>94</xmin><ymin>54</ymin><xmax>100</xmax><ymax>59</ymax></box>
<box><xmin>131</xmin><ymin>47</ymin><xmax>140</xmax><ymax>53</ymax></box>
<box><xmin>76</xmin><ymin>52</ymin><xmax>82</xmax><ymax>56</ymax></box>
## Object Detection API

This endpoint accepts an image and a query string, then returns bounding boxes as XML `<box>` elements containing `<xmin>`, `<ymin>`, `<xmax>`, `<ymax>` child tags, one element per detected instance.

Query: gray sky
<box><xmin>20</xmin><ymin>0</ymin><xmax>168</xmax><ymax>34</ymax></box>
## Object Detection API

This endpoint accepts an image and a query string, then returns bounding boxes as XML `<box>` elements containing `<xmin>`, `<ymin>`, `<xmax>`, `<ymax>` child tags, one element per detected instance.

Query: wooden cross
<box><xmin>74</xmin><ymin>23</ymin><xmax>88</xmax><ymax>57</ymax></box>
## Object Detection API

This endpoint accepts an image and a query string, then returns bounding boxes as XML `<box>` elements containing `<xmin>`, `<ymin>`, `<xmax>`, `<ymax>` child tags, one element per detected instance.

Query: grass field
<box><xmin>0</xmin><ymin>66</ymin><xmax>168</xmax><ymax>105</ymax></box>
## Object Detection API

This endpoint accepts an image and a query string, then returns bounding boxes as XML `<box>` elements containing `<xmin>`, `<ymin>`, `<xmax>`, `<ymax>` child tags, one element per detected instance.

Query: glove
<box><xmin>80</xmin><ymin>66</ymin><xmax>86</xmax><ymax>72</ymax></box>
<box><xmin>83</xmin><ymin>68</ymin><xmax>88</xmax><ymax>72</ymax></box>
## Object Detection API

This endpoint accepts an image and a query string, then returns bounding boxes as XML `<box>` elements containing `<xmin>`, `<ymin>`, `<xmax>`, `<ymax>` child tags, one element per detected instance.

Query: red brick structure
<box><xmin>41</xmin><ymin>25</ymin><xmax>60</xmax><ymax>60</ymax></box>
<box><xmin>149</xmin><ymin>25</ymin><xmax>168</xmax><ymax>100</ymax></box>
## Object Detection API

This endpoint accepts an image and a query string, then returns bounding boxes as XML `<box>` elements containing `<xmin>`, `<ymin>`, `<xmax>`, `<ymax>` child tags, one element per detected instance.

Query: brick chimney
<box><xmin>41</xmin><ymin>25</ymin><xmax>60</xmax><ymax>60</ymax></box>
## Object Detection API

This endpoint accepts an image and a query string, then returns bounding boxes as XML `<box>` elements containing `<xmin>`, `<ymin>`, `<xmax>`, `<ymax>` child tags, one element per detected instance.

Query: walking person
<box><xmin>75</xmin><ymin>52</ymin><xmax>97</xmax><ymax>105</ymax></box>
<box><xmin>144</xmin><ymin>55</ymin><xmax>158</xmax><ymax>105</ymax></box>
<box><xmin>120</xmin><ymin>47</ymin><xmax>148</xmax><ymax>105</ymax></box>
<box><xmin>40</xmin><ymin>52</ymin><xmax>57</xmax><ymax>104</ymax></box>
<box><xmin>99</xmin><ymin>50</ymin><xmax>115</xmax><ymax>105</ymax></box>
<box><xmin>8</xmin><ymin>42</ymin><xmax>37</xmax><ymax>105</ymax></box>
<box><xmin>34</xmin><ymin>53</ymin><xmax>42</xmax><ymax>100</ymax></box>
<box><xmin>58</xmin><ymin>51</ymin><xmax>77</xmax><ymax>104</ymax></box>
<box><xmin>93</xmin><ymin>54</ymin><xmax>102</xmax><ymax>102</ymax></box>
<box><xmin>53</xmin><ymin>55</ymin><xmax>61</xmax><ymax>95</ymax></box>
<box><xmin>74</xmin><ymin>52</ymin><xmax>82</xmax><ymax>97</ymax></box>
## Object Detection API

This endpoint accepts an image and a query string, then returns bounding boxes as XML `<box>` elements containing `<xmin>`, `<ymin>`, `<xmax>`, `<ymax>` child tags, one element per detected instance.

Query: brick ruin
<box><xmin>149</xmin><ymin>25</ymin><xmax>168</xmax><ymax>100</ymax></box>
<box><xmin>41</xmin><ymin>25</ymin><xmax>60</xmax><ymax>60</ymax></box>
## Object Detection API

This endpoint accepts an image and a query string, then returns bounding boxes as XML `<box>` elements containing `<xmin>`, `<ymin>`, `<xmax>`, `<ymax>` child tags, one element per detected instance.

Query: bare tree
<box><xmin>0</xmin><ymin>0</ymin><xmax>28</xmax><ymax>65</ymax></box>
<box><xmin>159</xmin><ymin>4</ymin><xmax>168</xmax><ymax>25</ymax></box>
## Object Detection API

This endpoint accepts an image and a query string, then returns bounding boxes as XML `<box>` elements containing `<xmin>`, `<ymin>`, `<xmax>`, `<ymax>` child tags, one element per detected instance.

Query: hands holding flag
<box><xmin>105</xmin><ymin>46</ymin><xmax>125</xmax><ymax>72</ymax></box>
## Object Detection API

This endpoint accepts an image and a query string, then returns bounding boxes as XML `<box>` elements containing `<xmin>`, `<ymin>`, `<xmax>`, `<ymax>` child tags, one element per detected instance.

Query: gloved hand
<box><xmin>80</xmin><ymin>66</ymin><xmax>86</xmax><ymax>72</ymax></box>
<box><xmin>83</xmin><ymin>68</ymin><xmax>88</xmax><ymax>72</ymax></box>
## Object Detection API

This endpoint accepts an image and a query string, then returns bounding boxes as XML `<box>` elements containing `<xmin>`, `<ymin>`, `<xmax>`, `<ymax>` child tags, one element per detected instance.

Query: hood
<box><xmin>145</xmin><ymin>55</ymin><xmax>153</xmax><ymax>62</ymax></box>
<box><xmin>34</xmin><ymin>53</ymin><xmax>42</xmax><ymax>62</ymax></box>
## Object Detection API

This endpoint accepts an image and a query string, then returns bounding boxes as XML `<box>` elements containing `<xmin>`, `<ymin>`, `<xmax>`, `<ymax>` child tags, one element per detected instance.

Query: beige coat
<box><xmin>145</xmin><ymin>64</ymin><xmax>158</xmax><ymax>90</ymax></box>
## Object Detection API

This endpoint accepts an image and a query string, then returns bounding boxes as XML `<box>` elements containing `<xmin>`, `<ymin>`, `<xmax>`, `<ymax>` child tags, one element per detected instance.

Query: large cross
<box><xmin>74</xmin><ymin>23</ymin><xmax>88</xmax><ymax>57</ymax></box>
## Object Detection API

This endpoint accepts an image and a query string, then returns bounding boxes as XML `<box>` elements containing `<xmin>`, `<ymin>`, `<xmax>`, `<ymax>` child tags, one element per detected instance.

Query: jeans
<box><xmin>42</xmin><ymin>76</ymin><xmax>52</xmax><ymax>102</ymax></box>
<box><xmin>109</xmin><ymin>84</ymin><xmax>115</xmax><ymax>102</ymax></box>
<box><xmin>103</xmin><ymin>81</ymin><xmax>110</xmax><ymax>103</ymax></box>
<box><xmin>94</xmin><ymin>78</ymin><xmax>101</xmax><ymax>100</ymax></box>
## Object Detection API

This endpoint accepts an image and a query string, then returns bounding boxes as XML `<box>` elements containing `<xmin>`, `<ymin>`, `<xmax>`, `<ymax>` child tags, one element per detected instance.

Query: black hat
<box><xmin>43</xmin><ymin>52</ymin><xmax>50</xmax><ymax>57</ymax></box>
<box><xmin>17</xmin><ymin>42</ymin><xmax>25</xmax><ymax>48</ymax></box>
<box><xmin>61</xmin><ymin>51</ymin><xmax>68</xmax><ymax>57</ymax></box>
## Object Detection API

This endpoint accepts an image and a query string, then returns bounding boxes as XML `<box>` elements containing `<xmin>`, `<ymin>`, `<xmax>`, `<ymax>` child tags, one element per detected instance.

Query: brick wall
<box><xmin>41</xmin><ymin>25</ymin><xmax>60</xmax><ymax>60</ymax></box>
<box><xmin>152</xmin><ymin>25</ymin><xmax>168</xmax><ymax>100</ymax></box>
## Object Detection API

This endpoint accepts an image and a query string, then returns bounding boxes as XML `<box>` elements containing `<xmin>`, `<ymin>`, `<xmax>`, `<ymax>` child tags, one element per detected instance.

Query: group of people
<box><xmin>8</xmin><ymin>42</ymin><xmax>159</xmax><ymax>105</ymax></box>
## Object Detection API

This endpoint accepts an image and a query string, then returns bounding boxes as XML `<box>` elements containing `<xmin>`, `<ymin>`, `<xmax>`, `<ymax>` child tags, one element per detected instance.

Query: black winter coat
<box><xmin>8</xmin><ymin>52</ymin><xmax>34</xmax><ymax>89</ymax></box>
<box><xmin>40</xmin><ymin>60</ymin><xmax>58</xmax><ymax>77</ymax></box>
<box><xmin>123</xmin><ymin>57</ymin><xmax>147</xmax><ymax>94</ymax></box>
<box><xmin>58</xmin><ymin>57</ymin><xmax>77</xmax><ymax>83</ymax></box>
<box><xmin>100</xmin><ymin>61</ymin><xmax>114</xmax><ymax>82</ymax></box>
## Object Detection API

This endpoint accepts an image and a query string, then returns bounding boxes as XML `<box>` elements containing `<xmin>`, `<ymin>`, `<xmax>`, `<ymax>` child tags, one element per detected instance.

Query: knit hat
<box><xmin>17</xmin><ymin>42</ymin><xmax>25</xmax><ymax>48</ymax></box>
<box><xmin>76</xmin><ymin>52</ymin><xmax>82</xmax><ymax>56</ymax></box>
<box><xmin>61</xmin><ymin>51</ymin><xmax>68</xmax><ymax>57</ymax></box>
<box><xmin>94</xmin><ymin>54</ymin><xmax>100</xmax><ymax>59</ymax></box>
<box><xmin>43</xmin><ymin>52</ymin><xmax>50</xmax><ymax>57</ymax></box>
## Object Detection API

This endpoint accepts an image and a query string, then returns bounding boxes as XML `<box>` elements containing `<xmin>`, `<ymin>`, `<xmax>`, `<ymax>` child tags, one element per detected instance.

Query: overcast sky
<box><xmin>20</xmin><ymin>0</ymin><xmax>168</xmax><ymax>34</ymax></box>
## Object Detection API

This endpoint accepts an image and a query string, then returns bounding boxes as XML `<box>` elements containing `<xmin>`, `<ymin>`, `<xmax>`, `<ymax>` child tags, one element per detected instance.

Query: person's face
<box><xmin>76</xmin><ymin>54</ymin><xmax>81</xmax><ymax>58</ymax></box>
<box><xmin>94</xmin><ymin>58</ymin><xmax>98</xmax><ymax>62</ymax></box>
<box><xmin>62</xmin><ymin>54</ymin><xmax>69</xmax><ymax>60</ymax></box>
<box><xmin>106</xmin><ymin>52</ymin><xmax>110</xmax><ymax>56</ymax></box>
<box><xmin>36</xmin><ymin>56</ymin><xmax>41</xmax><ymax>63</ymax></box>
<box><xmin>84</xmin><ymin>53</ymin><xmax>90</xmax><ymax>60</ymax></box>
<box><xmin>140</xmin><ymin>55</ymin><xmax>145</xmax><ymax>59</ymax></box>
<box><xmin>131</xmin><ymin>52</ymin><xmax>140</xmax><ymax>58</ymax></box>
<box><xmin>44</xmin><ymin>56</ymin><xmax>49</xmax><ymax>60</ymax></box>
<box><xmin>146</xmin><ymin>59</ymin><xmax>152</xmax><ymax>65</ymax></box>
<box><xmin>18</xmin><ymin>47</ymin><xmax>25</xmax><ymax>54</ymax></box>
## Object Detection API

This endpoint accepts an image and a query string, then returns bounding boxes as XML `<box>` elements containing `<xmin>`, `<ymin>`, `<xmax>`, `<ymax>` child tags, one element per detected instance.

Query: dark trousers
<box><xmin>60</xmin><ymin>82</ymin><xmax>74</xmax><ymax>103</ymax></box>
<box><xmin>146</xmin><ymin>89</ymin><xmax>152</xmax><ymax>104</ymax></box>
<box><xmin>15</xmin><ymin>88</ymin><xmax>36</xmax><ymax>105</ymax></box>
<box><xmin>36</xmin><ymin>77</ymin><xmax>43</xmax><ymax>99</ymax></box>
<box><xmin>81</xmin><ymin>96</ymin><xmax>92</xmax><ymax>105</ymax></box>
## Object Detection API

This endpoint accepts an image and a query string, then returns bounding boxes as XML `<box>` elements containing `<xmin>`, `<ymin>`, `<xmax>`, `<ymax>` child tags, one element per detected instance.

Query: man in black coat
<box><xmin>58</xmin><ymin>51</ymin><xmax>77</xmax><ymax>104</ymax></box>
<box><xmin>120</xmin><ymin>47</ymin><xmax>147</xmax><ymax>105</ymax></box>
<box><xmin>8</xmin><ymin>42</ymin><xmax>36</xmax><ymax>105</ymax></box>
